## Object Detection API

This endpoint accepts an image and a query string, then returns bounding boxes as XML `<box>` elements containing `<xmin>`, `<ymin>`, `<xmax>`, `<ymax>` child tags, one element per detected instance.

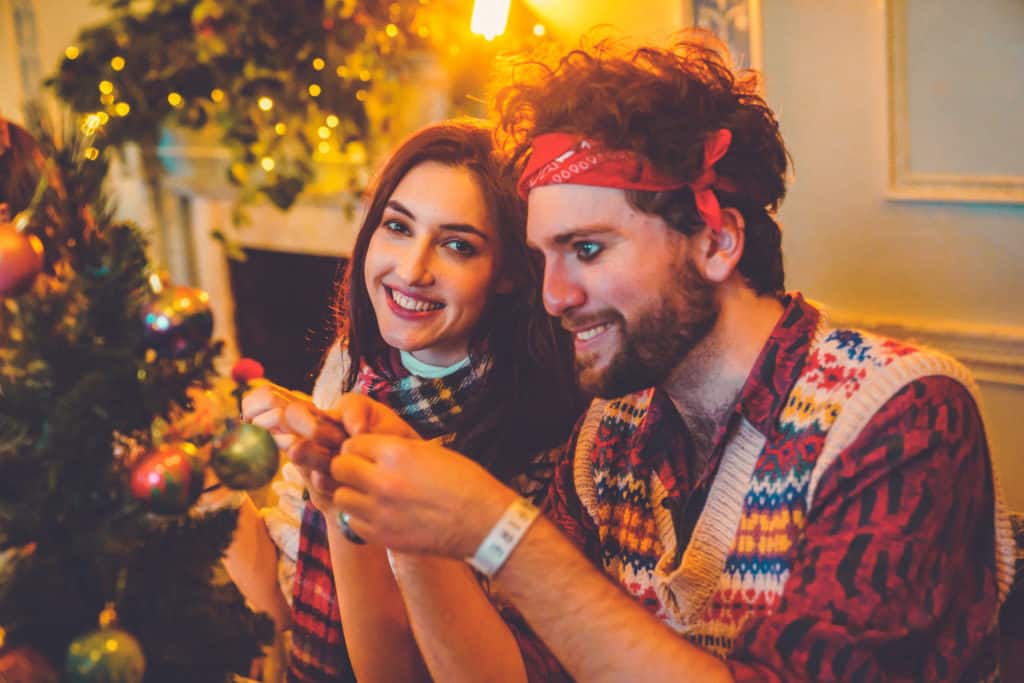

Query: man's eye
<box><xmin>575</xmin><ymin>241</ymin><xmax>602</xmax><ymax>261</ymax></box>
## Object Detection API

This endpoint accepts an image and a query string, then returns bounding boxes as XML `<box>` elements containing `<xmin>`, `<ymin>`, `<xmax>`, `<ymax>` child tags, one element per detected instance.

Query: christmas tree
<box><xmin>0</xmin><ymin>114</ymin><xmax>274</xmax><ymax>681</ymax></box>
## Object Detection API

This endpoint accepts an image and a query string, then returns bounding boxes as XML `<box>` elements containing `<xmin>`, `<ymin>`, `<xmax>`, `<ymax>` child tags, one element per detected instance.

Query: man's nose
<box><xmin>543</xmin><ymin>260</ymin><xmax>585</xmax><ymax>317</ymax></box>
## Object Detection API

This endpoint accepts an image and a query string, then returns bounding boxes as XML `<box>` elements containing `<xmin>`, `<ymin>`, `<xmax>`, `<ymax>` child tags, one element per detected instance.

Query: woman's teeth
<box><xmin>576</xmin><ymin>323</ymin><xmax>610</xmax><ymax>341</ymax></box>
<box><xmin>391</xmin><ymin>289</ymin><xmax>444</xmax><ymax>312</ymax></box>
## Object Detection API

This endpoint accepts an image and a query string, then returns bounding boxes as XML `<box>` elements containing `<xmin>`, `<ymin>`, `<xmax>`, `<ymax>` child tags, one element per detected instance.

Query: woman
<box><xmin>228</xmin><ymin>118</ymin><xmax>582</xmax><ymax>682</ymax></box>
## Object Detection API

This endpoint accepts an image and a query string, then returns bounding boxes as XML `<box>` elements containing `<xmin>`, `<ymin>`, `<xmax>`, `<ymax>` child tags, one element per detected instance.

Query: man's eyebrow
<box><xmin>551</xmin><ymin>225</ymin><xmax>618</xmax><ymax>245</ymax></box>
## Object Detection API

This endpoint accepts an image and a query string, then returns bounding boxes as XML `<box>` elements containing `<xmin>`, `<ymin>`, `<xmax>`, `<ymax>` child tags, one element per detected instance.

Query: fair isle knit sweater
<box><xmin>541</xmin><ymin>294</ymin><xmax>1015</xmax><ymax>682</ymax></box>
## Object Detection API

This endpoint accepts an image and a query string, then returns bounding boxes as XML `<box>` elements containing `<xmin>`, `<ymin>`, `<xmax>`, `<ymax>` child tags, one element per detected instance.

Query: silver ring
<box><xmin>338</xmin><ymin>511</ymin><xmax>365</xmax><ymax>545</ymax></box>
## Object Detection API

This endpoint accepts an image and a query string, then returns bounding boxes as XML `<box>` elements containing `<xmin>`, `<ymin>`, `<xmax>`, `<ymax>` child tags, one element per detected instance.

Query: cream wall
<box><xmin>762</xmin><ymin>1</ymin><xmax>1024</xmax><ymax>508</ymax></box>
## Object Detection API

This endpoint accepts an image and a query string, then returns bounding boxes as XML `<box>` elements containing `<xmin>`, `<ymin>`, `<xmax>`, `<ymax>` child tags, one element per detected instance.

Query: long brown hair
<box><xmin>334</xmin><ymin>118</ymin><xmax>582</xmax><ymax>482</ymax></box>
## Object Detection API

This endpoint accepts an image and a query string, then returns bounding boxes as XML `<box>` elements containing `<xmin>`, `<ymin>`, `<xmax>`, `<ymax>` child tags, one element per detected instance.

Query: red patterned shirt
<box><xmin>535</xmin><ymin>294</ymin><xmax>1002</xmax><ymax>681</ymax></box>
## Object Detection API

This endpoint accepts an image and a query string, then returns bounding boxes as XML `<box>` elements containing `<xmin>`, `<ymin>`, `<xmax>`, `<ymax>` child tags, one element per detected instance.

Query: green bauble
<box><xmin>65</xmin><ymin>628</ymin><xmax>145</xmax><ymax>683</ymax></box>
<box><xmin>211</xmin><ymin>422</ymin><xmax>280</xmax><ymax>490</ymax></box>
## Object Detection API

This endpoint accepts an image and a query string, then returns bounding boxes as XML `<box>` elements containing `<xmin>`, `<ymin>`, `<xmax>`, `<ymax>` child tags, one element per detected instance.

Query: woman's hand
<box><xmin>241</xmin><ymin>384</ymin><xmax>341</xmax><ymax>512</ymax></box>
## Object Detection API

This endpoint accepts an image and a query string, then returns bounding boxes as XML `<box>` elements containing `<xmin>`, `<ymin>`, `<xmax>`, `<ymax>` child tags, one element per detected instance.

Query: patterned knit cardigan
<box><xmin>571</xmin><ymin>315</ymin><xmax>1017</xmax><ymax>658</ymax></box>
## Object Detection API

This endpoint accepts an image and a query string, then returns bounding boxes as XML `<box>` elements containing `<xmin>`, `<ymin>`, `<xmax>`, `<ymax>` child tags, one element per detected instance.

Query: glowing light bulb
<box><xmin>110</xmin><ymin>56</ymin><xmax>126</xmax><ymax>71</ymax></box>
<box><xmin>318</xmin><ymin>126</ymin><xmax>331</xmax><ymax>139</ymax></box>
<box><xmin>84</xmin><ymin>147</ymin><xmax>100</xmax><ymax>160</ymax></box>
<box><xmin>167</xmin><ymin>92</ymin><xmax>183</xmax><ymax>108</ymax></box>
<box><xmin>313</xmin><ymin>57</ymin><xmax>326</xmax><ymax>71</ymax></box>
<box><xmin>358</xmin><ymin>69</ymin><xmax>371</xmax><ymax>82</ymax></box>
<box><xmin>114</xmin><ymin>102</ymin><xmax>131</xmax><ymax>116</ymax></box>
<box><xmin>533</xmin><ymin>23</ymin><xmax>546</xmax><ymax>37</ymax></box>
<box><xmin>336</xmin><ymin>65</ymin><xmax>350</xmax><ymax>78</ymax></box>
<box><xmin>308</xmin><ymin>83</ymin><xmax>322</xmax><ymax>97</ymax></box>
<box><xmin>65</xmin><ymin>46</ymin><xmax>80</xmax><ymax>60</ymax></box>
<box><xmin>470</xmin><ymin>0</ymin><xmax>510</xmax><ymax>40</ymax></box>
<box><xmin>258</xmin><ymin>96</ymin><xmax>274</xmax><ymax>111</ymax></box>
<box><xmin>260</xmin><ymin>157</ymin><xmax>275</xmax><ymax>172</ymax></box>
<box><xmin>326</xmin><ymin>115</ymin><xmax>340</xmax><ymax>128</ymax></box>
<box><xmin>385</xmin><ymin>23</ymin><xmax>399</xmax><ymax>38</ymax></box>
<box><xmin>318</xmin><ymin>141</ymin><xmax>331</xmax><ymax>154</ymax></box>
<box><xmin>98</xmin><ymin>80</ymin><xmax>114</xmax><ymax>95</ymax></box>
<box><xmin>355</xmin><ymin>89</ymin><xmax>368</xmax><ymax>102</ymax></box>
<box><xmin>210</xmin><ymin>88</ymin><xmax>225</xmax><ymax>103</ymax></box>
<box><xmin>274</xmin><ymin>122</ymin><xmax>287</xmax><ymax>135</ymax></box>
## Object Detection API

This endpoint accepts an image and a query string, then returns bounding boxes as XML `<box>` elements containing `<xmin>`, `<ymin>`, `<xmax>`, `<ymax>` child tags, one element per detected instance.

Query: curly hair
<box><xmin>494</xmin><ymin>33</ymin><xmax>790</xmax><ymax>295</ymax></box>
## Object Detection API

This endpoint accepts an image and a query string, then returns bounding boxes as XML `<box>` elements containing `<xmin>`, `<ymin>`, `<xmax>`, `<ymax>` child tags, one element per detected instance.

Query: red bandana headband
<box><xmin>517</xmin><ymin>128</ymin><xmax>734</xmax><ymax>231</ymax></box>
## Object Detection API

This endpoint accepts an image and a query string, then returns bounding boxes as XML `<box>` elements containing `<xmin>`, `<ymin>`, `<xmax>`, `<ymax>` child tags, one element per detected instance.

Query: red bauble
<box><xmin>230</xmin><ymin>357</ymin><xmax>264</xmax><ymax>384</ymax></box>
<box><xmin>129</xmin><ymin>442</ymin><xmax>205</xmax><ymax>514</ymax></box>
<box><xmin>0</xmin><ymin>224</ymin><xmax>44</xmax><ymax>296</ymax></box>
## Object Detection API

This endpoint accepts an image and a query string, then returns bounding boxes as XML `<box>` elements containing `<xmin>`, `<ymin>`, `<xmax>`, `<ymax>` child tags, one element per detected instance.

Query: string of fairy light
<box><xmin>62</xmin><ymin>0</ymin><xmax>546</xmax><ymax>177</ymax></box>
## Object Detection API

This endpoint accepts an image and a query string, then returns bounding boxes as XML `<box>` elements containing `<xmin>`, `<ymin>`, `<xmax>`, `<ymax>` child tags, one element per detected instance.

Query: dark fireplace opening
<box><xmin>228</xmin><ymin>248</ymin><xmax>347</xmax><ymax>393</ymax></box>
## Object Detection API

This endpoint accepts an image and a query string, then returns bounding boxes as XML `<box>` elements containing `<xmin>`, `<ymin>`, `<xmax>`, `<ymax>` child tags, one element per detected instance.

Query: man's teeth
<box><xmin>391</xmin><ymin>289</ymin><xmax>443</xmax><ymax>312</ymax></box>
<box><xmin>576</xmin><ymin>323</ymin><xmax>610</xmax><ymax>341</ymax></box>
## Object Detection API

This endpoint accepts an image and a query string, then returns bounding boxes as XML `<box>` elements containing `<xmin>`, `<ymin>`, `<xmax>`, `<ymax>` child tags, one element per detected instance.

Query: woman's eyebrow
<box><xmin>438</xmin><ymin>223</ymin><xmax>489</xmax><ymax>240</ymax></box>
<box><xmin>385</xmin><ymin>199</ymin><xmax>415</xmax><ymax>219</ymax></box>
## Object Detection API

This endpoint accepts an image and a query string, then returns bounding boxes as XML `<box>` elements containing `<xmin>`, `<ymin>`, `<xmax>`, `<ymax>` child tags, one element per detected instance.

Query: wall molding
<box><xmin>830</xmin><ymin>309</ymin><xmax>1024</xmax><ymax>388</ymax></box>
<box><xmin>886</xmin><ymin>0</ymin><xmax>1024</xmax><ymax>205</ymax></box>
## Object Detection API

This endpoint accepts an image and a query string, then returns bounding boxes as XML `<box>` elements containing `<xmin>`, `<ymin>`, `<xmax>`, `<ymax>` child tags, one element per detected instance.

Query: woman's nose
<box><xmin>394</xmin><ymin>239</ymin><xmax>435</xmax><ymax>287</ymax></box>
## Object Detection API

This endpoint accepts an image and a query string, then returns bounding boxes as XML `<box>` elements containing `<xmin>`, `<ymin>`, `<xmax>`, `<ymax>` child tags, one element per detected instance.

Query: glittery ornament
<box><xmin>0</xmin><ymin>223</ymin><xmax>44</xmax><ymax>296</ymax></box>
<box><xmin>65</xmin><ymin>605</ymin><xmax>144</xmax><ymax>683</ymax></box>
<box><xmin>129</xmin><ymin>442</ymin><xmax>205</xmax><ymax>514</ymax></box>
<box><xmin>140</xmin><ymin>284</ymin><xmax>213</xmax><ymax>358</ymax></box>
<box><xmin>211</xmin><ymin>422</ymin><xmax>279</xmax><ymax>490</ymax></box>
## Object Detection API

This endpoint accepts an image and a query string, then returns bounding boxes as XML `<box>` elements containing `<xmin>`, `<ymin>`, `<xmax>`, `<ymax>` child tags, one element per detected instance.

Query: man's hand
<box><xmin>321</xmin><ymin>394</ymin><xmax>517</xmax><ymax>557</ymax></box>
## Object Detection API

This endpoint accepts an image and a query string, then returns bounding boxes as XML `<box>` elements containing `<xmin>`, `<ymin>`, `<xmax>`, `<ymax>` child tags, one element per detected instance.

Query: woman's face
<box><xmin>363</xmin><ymin>161</ymin><xmax>503</xmax><ymax>366</ymax></box>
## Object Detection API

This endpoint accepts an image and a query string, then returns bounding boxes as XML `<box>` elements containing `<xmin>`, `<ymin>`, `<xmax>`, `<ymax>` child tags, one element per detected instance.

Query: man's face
<box><xmin>527</xmin><ymin>184</ymin><xmax>718</xmax><ymax>397</ymax></box>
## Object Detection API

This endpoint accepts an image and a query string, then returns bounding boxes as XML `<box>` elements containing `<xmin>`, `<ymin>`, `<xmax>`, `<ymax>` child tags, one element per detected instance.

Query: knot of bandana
<box><xmin>517</xmin><ymin>129</ymin><xmax>734</xmax><ymax>231</ymax></box>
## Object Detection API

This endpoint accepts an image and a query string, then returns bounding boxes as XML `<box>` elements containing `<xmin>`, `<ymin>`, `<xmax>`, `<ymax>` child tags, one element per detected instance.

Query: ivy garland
<box><xmin>48</xmin><ymin>0</ymin><xmax>551</xmax><ymax>215</ymax></box>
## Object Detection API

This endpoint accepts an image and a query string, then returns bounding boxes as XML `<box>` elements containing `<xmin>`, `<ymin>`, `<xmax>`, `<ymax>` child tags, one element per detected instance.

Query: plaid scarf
<box><xmin>288</xmin><ymin>348</ymin><xmax>479</xmax><ymax>682</ymax></box>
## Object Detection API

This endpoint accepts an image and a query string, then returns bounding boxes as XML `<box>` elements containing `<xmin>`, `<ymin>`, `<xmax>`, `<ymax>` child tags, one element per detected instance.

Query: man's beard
<box><xmin>572</xmin><ymin>259</ymin><xmax>718</xmax><ymax>398</ymax></box>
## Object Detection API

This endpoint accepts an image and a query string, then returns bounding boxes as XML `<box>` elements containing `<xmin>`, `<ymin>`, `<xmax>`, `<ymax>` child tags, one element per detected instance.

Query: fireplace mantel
<box><xmin>156</xmin><ymin>144</ymin><xmax>361</xmax><ymax>369</ymax></box>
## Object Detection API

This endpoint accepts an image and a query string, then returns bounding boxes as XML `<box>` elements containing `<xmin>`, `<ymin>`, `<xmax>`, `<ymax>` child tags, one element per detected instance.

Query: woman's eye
<box><xmin>575</xmin><ymin>241</ymin><xmax>602</xmax><ymax>261</ymax></box>
<box><xmin>443</xmin><ymin>239</ymin><xmax>476</xmax><ymax>256</ymax></box>
<box><xmin>383</xmin><ymin>219</ymin><xmax>410</xmax><ymax>235</ymax></box>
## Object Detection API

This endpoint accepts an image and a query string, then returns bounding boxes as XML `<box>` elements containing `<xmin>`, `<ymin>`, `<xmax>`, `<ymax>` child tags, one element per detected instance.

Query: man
<box><xmin>293</xmin><ymin>39</ymin><xmax>1015</xmax><ymax>681</ymax></box>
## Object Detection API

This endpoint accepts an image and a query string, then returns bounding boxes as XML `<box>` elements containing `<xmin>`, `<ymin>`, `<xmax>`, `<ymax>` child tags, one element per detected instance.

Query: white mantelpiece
<box><xmin>155</xmin><ymin>146</ymin><xmax>361</xmax><ymax>370</ymax></box>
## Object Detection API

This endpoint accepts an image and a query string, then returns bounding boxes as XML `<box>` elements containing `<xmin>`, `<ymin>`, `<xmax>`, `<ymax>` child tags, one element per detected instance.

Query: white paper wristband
<box><xmin>466</xmin><ymin>497</ymin><xmax>540</xmax><ymax>578</ymax></box>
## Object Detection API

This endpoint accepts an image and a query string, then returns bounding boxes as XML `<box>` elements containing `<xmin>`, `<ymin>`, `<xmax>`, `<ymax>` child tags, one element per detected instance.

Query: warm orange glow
<box><xmin>470</xmin><ymin>0</ymin><xmax>510</xmax><ymax>40</ymax></box>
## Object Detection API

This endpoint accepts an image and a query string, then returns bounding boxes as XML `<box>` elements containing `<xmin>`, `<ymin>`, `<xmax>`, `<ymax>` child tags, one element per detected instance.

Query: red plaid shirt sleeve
<box><xmin>728</xmin><ymin>377</ymin><xmax>1000</xmax><ymax>682</ymax></box>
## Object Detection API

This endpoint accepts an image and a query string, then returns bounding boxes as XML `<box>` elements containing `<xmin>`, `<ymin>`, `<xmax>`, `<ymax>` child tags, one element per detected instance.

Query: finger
<box><xmin>342</xmin><ymin>433</ymin><xmax>420</xmax><ymax>465</ymax></box>
<box><xmin>251</xmin><ymin>406</ymin><xmax>285</xmax><ymax>431</ymax></box>
<box><xmin>287</xmin><ymin>439</ymin><xmax>333</xmax><ymax>473</ymax></box>
<box><xmin>241</xmin><ymin>386</ymin><xmax>282</xmax><ymax>420</ymax></box>
<box><xmin>308</xmin><ymin>469</ymin><xmax>340</xmax><ymax>497</ymax></box>
<box><xmin>329</xmin><ymin>452</ymin><xmax>378</xmax><ymax>493</ymax></box>
<box><xmin>284</xmin><ymin>403</ymin><xmax>347</xmax><ymax>449</ymax></box>
<box><xmin>272</xmin><ymin>432</ymin><xmax>297</xmax><ymax>451</ymax></box>
<box><xmin>333</xmin><ymin>487</ymin><xmax>377</xmax><ymax>523</ymax></box>
<box><xmin>327</xmin><ymin>394</ymin><xmax>418</xmax><ymax>439</ymax></box>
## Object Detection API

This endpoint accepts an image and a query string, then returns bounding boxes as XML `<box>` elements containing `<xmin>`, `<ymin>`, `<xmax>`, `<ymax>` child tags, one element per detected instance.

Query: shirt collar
<box><xmin>732</xmin><ymin>291</ymin><xmax>821</xmax><ymax>438</ymax></box>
